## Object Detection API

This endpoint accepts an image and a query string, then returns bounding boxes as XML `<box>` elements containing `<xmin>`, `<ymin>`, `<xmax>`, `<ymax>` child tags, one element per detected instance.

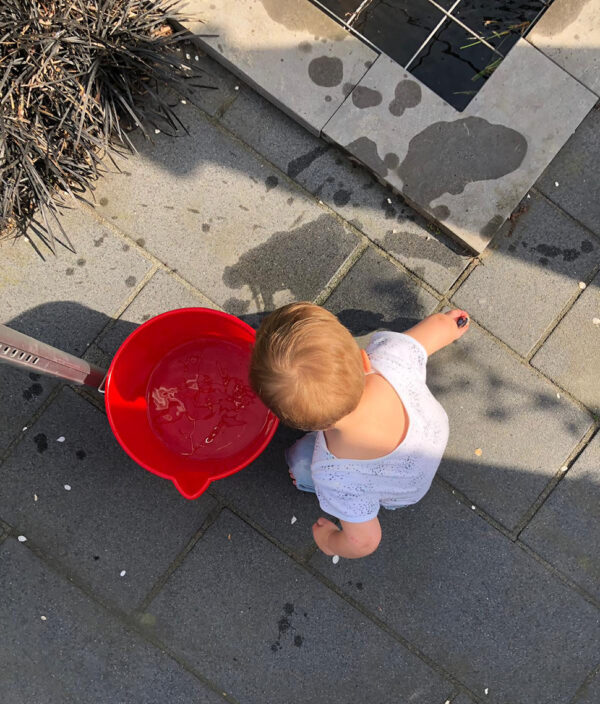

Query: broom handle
<box><xmin>0</xmin><ymin>324</ymin><xmax>107</xmax><ymax>389</ymax></box>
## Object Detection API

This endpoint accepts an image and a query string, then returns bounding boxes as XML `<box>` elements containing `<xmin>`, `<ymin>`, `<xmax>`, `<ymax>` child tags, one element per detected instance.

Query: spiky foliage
<box><xmin>0</xmin><ymin>0</ymin><xmax>208</xmax><ymax>250</ymax></box>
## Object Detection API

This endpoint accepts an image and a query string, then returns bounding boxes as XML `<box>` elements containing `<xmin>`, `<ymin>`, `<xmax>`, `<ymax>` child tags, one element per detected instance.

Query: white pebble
<box><xmin>234</xmin><ymin>85</ymin><xmax>240</xmax><ymax>91</ymax></box>
<box><xmin>34</xmin><ymin>494</ymin><xmax>38</xmax><ymax>502</ymax></box>
<box><xmin>40</xmin><ymin>615</ymin><xmax>47</xmax><ymax>621</ymax></box>
<box><xmin>17</xmin><ymin>535</ymin><xmax>27</xmax><ymax>542</ymax></box>
<box><xmin>579</xmin><ymin>281</ymin><xmax>586</xmax><ymax>290</ymax></box>
<box><xmin>556</xmin><ymin>393</ymin><xmax>561</xmax><ymax>399</ymax></box>
<box><xmin>180</xmin><ymin>99</ymin><xmax>187</xmax><ymax>104</ymax></box>
<box><xmin>56</xmin><ymin>436</ymin><xmax>65</xmax><ymax>443</ymax></box>
<box><xmin>554</xmin><ymin>181</ymin><xmax>559</xmax><ymax>187</ymax></box>
<box><xmin>471</xmin><ymin>505</ymin><xmax>476</xmax><ymax>510</ymax></box>
<box><xmin>194</xmin><ymin>55</ymin><xmax>199</xmax><ymax>61</ymax></box>
<box><xmin>64</xmin><ymin>484</ymin><xmax>71</xmax><ymax>491</ymax></box>
<box><xmin>120</xmin><ymin>570</ymin><xmax>126</xmax><ymax>577</ymax></box>
<box><xmin>592</xmin><ymin>318</ymin><xmax>600</xmax><ymax>325</ymax></box>
<box><xmin>22</xmin><ymin>426</ymin><xmax>28</xmax><ymax>431</ymax></box>
<box><xmin>291</xmin><ymin>516</ymin><xmax>297</xmax><ymax>525</ymax></box>
<box><xmin>154</xmin><ymin>128</ymin><xmax>160</xmax><ymax>134</ymax></box>
<box><xmin>332</xmin><ymin>555</ymin><xmax>340</xmax><ymax>564</ymax></box>
<box><xmin>185</xmin><ymin>53</ymin><xmax>191</xmax><ymax>60</ymax></box>
<box><xmin>386</xmin><ymin>197</ymin><xmax>392</xmax><ymax>204</ymax></box>
<box><xmin>484</xmin><ymin>688</ymin><xmax>489</xmax><ymax>695</ymax></box>
<box><xmin>526</xmin><ymin>193</ymin><xmax>531</xmax><ymax>199</ymax></box>
<box><xmin>560</xmin><ymin>465</ymin><xmax>569</xmax><ymax>473</ymax></box>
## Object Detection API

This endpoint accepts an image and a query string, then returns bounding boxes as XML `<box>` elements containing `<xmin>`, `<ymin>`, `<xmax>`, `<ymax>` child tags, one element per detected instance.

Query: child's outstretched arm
<box><xmin>312</xmin><ymin>516</ymin><xmax>381</xmax><ymax>559</ymax></box>
<box><xmin>404</xmin><ymin>308</ymin><xmax>470</xmax><ymax>355</ymax></box>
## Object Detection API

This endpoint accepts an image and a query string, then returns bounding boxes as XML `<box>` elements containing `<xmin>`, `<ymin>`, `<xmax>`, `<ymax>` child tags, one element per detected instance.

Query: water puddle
<box><xmin>147</xmin><ymin>337</ymin><xmax>269</xmax><ymax>460</ymax></box>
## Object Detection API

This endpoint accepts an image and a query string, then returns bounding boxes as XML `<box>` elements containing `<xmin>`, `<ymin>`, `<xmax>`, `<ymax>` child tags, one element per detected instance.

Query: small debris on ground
<box><xmin>180</xmin><ymin>99</ymin><xmax>187</xmax><ymax>104</ymax></box>
<box><xmin>560</xmin><ymin>465</ymin><xmax>568</xmax><ymax>473</ymax></box>
<box><xmin>474</xmin><ymin>448</ymin><xmax>482</xmax><ymax>456</ymax></box>
<box><xmin>332</xmin><ymin>555</ymin><xmax>340</xmax><ymax>564</ymax></box>
<box><xmin>56</xmin><ymin>436</ymin><xmax>65</xmax><ymax>442</ymax></box>
<box><xmin>471</xmin><ymin>505</ymin><xmax>476</xmax><ymax>510</ymax></box>
<box><xmin>234</xmin><ymin>85</ymin><xmax>240</xmax><ymax>91</ymax></box>
<box><xmin>291</xmin><ymin>516</ymin><xmax>297</xmax><ymax>525</ymax></box>
<box><xmin>17</xmin><ymin>535</ymin><xmax>27</xmax><ymax>542</ymax></box>
<box><xmin>194</xmin><ymin>55</ymin><xmax>199</xmax><ymax>61</ymax></box>
<box><xmin>227</xmin><ymin>534</ymin><xmax>231</xmax><ymax>540</ymax></box>
<box><xmin>185</xmin><ymin>53</ymin><xmax>191</xmax><ymax>60</ymax></box>
<box><xmin>120</xmin><ymin>570</ymin><xmax>126</xmax><ymax>577</ymax></box>
<box><xmin>22</xmin><ymin>427</ymin><xmax>27</xmax><ymax>431</ymax></box>
<box><xmin>154</xmin><ymin>128</ymin><xmax>160</xmax><ymax>134</ymax></box>
<box><xmin>592</xmin><ymin>318</ymin><xmax>600</xmax><ymax>325</ymax></box>
<box><xmin>554</xmin><ymin>181</ymin><xmax>559</xmax><ymax>187</ymax></box>
<box><xmin>484</xmin><ymin>688</ymin><xmax>489</xmax><ymax>695</ymax></box>
<box><xmin>579</xmin><ymin>281</ymin><xmax>586</xmax><ymax>290</ymax></box>
<box><xmin>64</xmin><ymin>484</ymin><xmax>71</xmax><ymax>491</ymax></box>
<box><xmin>386</xmin><ymin>197</ymin><xmax>392</xmax><ymax>204</ymax></box>
<box><xmin>33</xmin><ymin>494</ymin><xmax>38</xmax><ymax>502</ymax></box>
<box><xmin>556</xmin><ymin>392</ymin><xmax>561</xmax><ymax>398</ymax></box>
<box><xmin>40</xmin><ymin>615</ymin><xmax>47</xmax><ymax>621</ymax></box>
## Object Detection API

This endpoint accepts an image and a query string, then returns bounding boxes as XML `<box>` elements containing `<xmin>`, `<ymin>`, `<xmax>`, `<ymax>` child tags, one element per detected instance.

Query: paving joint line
<box><xmin>78</xmin><ymin>201</ymin><xmax>224</xmax><ymax>312</ymax></box>
<box><xmin>568</xmin><ymin>661</ymin><xmax>600</xmax><ymax>704</ymax></box>
<box><xmin>444</xmin><ymin>316</ymin><xmax>596</xmax><ymax>418</ymax></box>
<box><xmin>7</xmin><ymin>532</ymin><xmax>241</xmax><ymax>704</ymax></box>
<box><xmin>136</xmin><ymin>502</ymin><xmax>224</xmax><ymax>613</ymax></box>
<box><xmin>206</xmin><ymin>498</ymin><xmax>481</xmax><ymax>701</ymax></box>
<box><xmin>525</xmin><ymin>262</ymin><xmax>600</xmax><ymax>363</ymax></box>
<box><xmin>516</xmin><ymin>539</ymin><xmax>600</xmax><ymax>611</ymax></box>
<box><xmin>0</xmin><ymin>381</ymin><xmax>67</xmax><ymax>465</ymax></box>
<box><xmin>313</xmin><ymin>240</ymin><xmax>369</xmax><ymax>306</ymax></box>
<box><xmin>531</xmin><ymin>186</ymin><xmax>600</xmax><ymax>245</ymax></box>
<box><xmin>444</xmin><ymin>256</ymin><xmax>481</xmax><ymax>300</ymax></box>
<box><xmin>84</xmin><ymin>263</ymin><xmax>160</xmax><ymax>354</ymax></box>
<box><xmin>433</xmin><ymin>476</ymin><xmax>515</xmax><ymax>540</ymax></box>
<box><xmin>514</xmin><ymin>425</ymin><xmax>599</xmax><ymax>536</ymax></box>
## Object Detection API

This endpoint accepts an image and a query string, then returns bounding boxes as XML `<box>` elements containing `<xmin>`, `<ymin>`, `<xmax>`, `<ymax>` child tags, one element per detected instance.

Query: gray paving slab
<box><xmin>531</xmin><ymin>271</ymin><xmax>600</xmax><ymax>412</ymax></box>
<box><xmin>97</xmin><ymin>269</ymin><xmax>219</xmax><ymax>356</ymax></box>
<box><xmin>426</xmin><ymin>324</ymin><xmax>593</xmax><ymax>529</ymax></box>
<box><xmin>182</xmin><ymin>0</ymin><xmax>376</xmax><ymax>135</ymax></box>
<box><xmin>573</xmin><ymin>670</ymin><xmax>600</xmax><ymax>704</ymax></box>
<box><xmin>210</xmin><ymin>425</ymin><xmax>327</xmax><ymax>555</ymax></box>
<box><xmin>175</xmin><ymin>41</ymin><xmax>242</xmax><ymax>117</ymax></box>
<box><xmin>452</xmin><ymin>192</ymin><xmax>600</xmax><ymax>357</ymax></box>
<box><xmin>536</xmin><ymin>107</ymin><xmax>600</xmax><ymax>239</ymax></box>
<box><xmin>0</xmin><ymin>208</ymin><xmax>151</xmax><ymax>454</ymax></box>
<box><xmin>221</xmin><ymin>87</ymin><xmax>472</xmax><ymax>292</ymax></box>
<box><xmin>451</xmin><ymin>695</ymin><xmax>476</xmax><ymax>704</ymax></box>
<box><xmin>0</xmin><ymin>538</ymin><xmax>225</xmax><ymax>704</ymax></box>
<box><xmin>324</xmin><ymin>246</ymin><xmax>439</xmax><ymax>337</ymax></box>
<box><xmin>92</xmin><ymin>109</ymin><xmax>359</xmax><ymax>314</ymax></box>
<box><xmin>520</xmin><ymin>434</ymin><xmax>600</xmax><ymax>601</ymax></box>
<box><xmin>0</xmin><ymin>388</ymin><xmax>215</xmax><ymax>612</ymax></box>
<box><xmin>324</xmin><ymin>46</ymin><xmax>596</xmax><ymax>253</ymax></box>
<box><xmin>147</xmin><ymin>510</ymin><xmax>454</xmax><ymax>704</ymax></box>
<box><xmin>528</xmin><ymin>0</ymin><xmax>600</xmax><ymax>97</ymax></box>
<box><xmin>310</xmin><ymin>484</ymin><xmax>600</xmax><ymax>704</ymax></box>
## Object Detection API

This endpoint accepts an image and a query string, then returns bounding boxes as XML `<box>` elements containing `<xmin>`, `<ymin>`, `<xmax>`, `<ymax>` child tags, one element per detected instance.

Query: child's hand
<box><xmin>312</xmin><ymin>517</ymin><xmax>339</xmax><ymax>556</ymax></box>
<box><xmin>444</xmin><ymin>309</ymin><xmax>470</xmax><ymax>340</ymax></box>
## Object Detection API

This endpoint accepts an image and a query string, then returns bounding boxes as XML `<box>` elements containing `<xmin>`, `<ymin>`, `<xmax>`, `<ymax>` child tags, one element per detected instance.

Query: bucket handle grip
<box><xmin>0</xmin><ymin>324</ymin><xmax>107</xmax><ymax>389</ymax></box>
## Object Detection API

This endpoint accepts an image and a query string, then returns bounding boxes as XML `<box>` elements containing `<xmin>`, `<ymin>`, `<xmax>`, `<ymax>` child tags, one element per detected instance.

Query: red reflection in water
<box><xmin>147</xmin><ymin>337</ymin><xmax>266</xmax><ymax>460</ymax></box>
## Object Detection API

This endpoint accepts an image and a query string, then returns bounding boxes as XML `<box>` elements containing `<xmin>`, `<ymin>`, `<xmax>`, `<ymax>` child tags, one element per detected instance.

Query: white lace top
<box><xmin>311</xmin><ymin>332</ymin><xmax>449</xmax><ymax>522</ymax></box>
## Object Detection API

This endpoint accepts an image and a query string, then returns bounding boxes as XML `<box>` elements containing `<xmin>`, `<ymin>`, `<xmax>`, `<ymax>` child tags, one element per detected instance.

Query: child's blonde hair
<box><xmin>249</xmin><ymin>302</ymin><xmax>365</xmax><ymax>430</ymax></box>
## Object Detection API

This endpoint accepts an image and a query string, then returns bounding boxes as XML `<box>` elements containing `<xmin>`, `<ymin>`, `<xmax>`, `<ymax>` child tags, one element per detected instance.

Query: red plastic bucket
<box><xmin>104</xmin><ymin>308</ymin><xmax>278</xmax><ymax>499</ymax></box>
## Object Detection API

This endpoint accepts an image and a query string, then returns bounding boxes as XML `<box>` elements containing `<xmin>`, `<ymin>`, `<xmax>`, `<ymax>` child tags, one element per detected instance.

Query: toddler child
<box><xmin>249</xmin><ymin>303</ymin><xmax>470</xmax><ymax>559</ymax></box>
